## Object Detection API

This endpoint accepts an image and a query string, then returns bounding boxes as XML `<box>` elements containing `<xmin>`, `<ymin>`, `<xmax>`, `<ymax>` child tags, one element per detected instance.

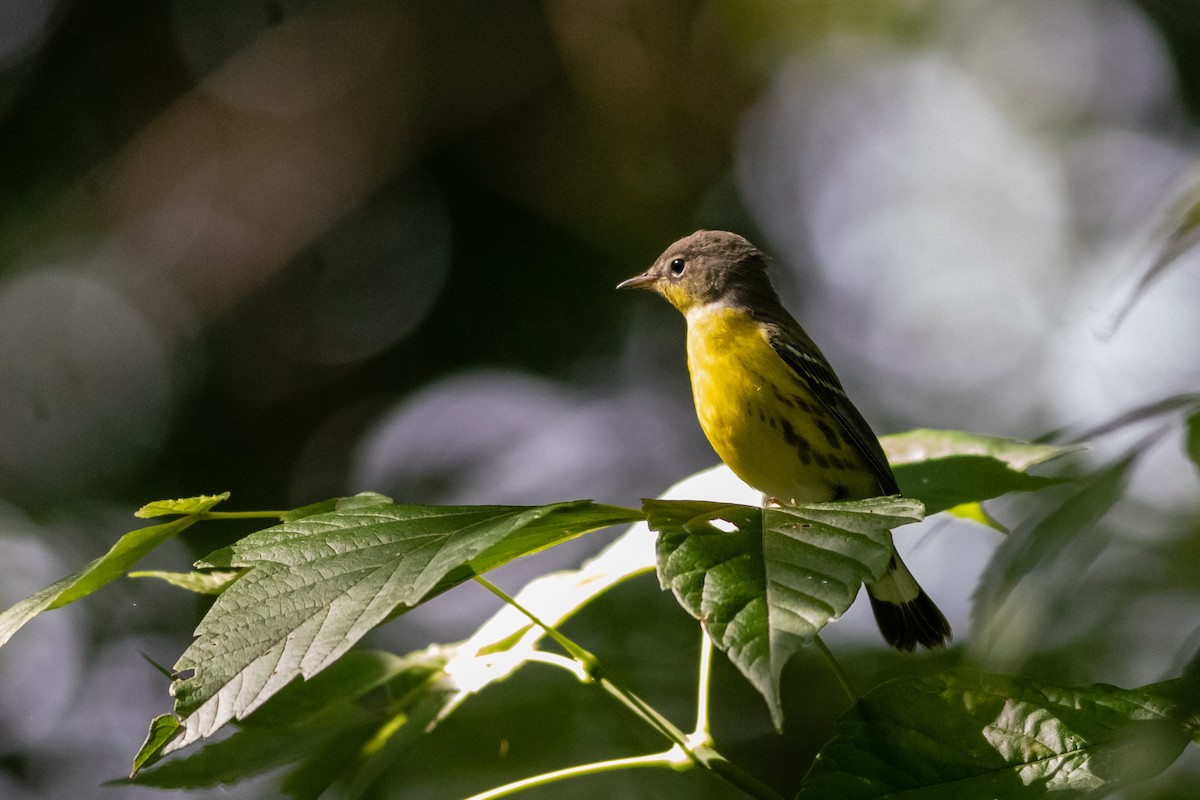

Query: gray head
<box><xmin>617</xmin><ymin>230</ymin><xmax>779</xmax><ymax>313</ymax></box>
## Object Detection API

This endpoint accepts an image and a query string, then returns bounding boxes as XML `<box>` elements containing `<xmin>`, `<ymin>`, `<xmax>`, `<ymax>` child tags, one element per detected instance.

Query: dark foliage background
<box><xmin>2</xmin><ymin>2</ymin><xmax>1200</xmax><ymax>798</ymax></box>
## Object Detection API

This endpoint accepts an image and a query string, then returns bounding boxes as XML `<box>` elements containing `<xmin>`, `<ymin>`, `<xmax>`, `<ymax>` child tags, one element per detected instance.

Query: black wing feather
<box><xmin>761</xmin><ymin>319</ymin><xmax>900</xmax><ymax>495</ymax></box>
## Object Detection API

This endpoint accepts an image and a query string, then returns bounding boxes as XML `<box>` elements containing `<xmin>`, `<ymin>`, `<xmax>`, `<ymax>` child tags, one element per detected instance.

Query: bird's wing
<box><xmin>764</xmin><ymin>320</ymin><xmax>900</xmax><ymax>495</ymax></box>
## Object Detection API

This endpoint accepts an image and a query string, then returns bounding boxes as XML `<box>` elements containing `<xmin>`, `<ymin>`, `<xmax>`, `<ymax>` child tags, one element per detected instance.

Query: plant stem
<box><xmin>472</xmin><ymin>575</ymin><xmax>598</xmax><ymax>671</ymax></box>
<box><xmin>692</xmin><ymin>630</ymin><xmax>714</xmax><ymax>741</ymax></box>
<box><xmin>693</xmin><ymin>747</ymin><xmax>787</xmax><ymax>800</ymax></box>
<box><xmin>593</xmin><ymin>674</ymin><xmax>696</xmax><ymax>759</ymax></box>
<box><xmin>471</xmin><ymin>575</ymin><xmax>784</xmax><ymax>800</ymax></box>
<box><xmin>197</xmin><ymin>510</ymin><xmax>289</xmax><ymax>520</ymax></box>
<box><xmin>463</xmin><ymin>751</ymin><xmax>680</xmax><ymax>800</ymax></box>
<box><xmin>814</xmin><ymin>634</ymin><xmax>859</xmax><ymax>704</ymax></box>
<box><xmin>473</xmin><ymin>576</ymin><xmax>691</xmax><ymax>750</ymax></box>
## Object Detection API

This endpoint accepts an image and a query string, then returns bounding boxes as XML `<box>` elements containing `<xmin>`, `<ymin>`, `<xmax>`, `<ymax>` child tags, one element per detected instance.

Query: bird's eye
<box><xmin>669</xmin><ymin>257</ymin><xmax>686</xmax><ymax>276</ymax></box>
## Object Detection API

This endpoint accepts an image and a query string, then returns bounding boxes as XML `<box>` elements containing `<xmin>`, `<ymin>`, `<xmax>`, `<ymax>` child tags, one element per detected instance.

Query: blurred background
<box><xmin>2</xmin><ymin>0</ymin><xmax>1200</xmax><ymax>797</ymax></box>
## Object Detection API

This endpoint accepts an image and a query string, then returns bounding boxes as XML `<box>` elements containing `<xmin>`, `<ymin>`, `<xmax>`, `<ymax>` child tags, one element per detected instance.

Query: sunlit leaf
<box><xmin>334</xmin><ymin>492</ymin><xmax>394</xmax><ymax>511</ymax></box>
<box><xmin>881</xmin><ymin>429</ymin><xmax>1078</xmax><ymax>471</ymax></box>
<box><xmin>649</xmin><ymin>496</ymin><xmax>922</xmax><ymax>728</ymax></box>
<box><xmin>0</xmin><ymin>515</ymin><xmax>198</xmax><ymax>649</ymax></box>
<box><xmin>944</xmin><ymin>502</ymin><xmax>1006</xmax><ymax>532</ymax></box>
<box><xmin>128</xmin><ymin>569</ymin><xmax>245</xmax><ymax>595</ymax></box>
<box><xmin>798</xmin><ymin>669</ymin><xmax>1199</xmax><ymax>799</ymax></box>
<box><xmin>165</xmin><ymin>501</ymin><xmax>640</xmax><ymax>753</ymax></box>
<box><xmin>135</xmin><ymin>493</ymin><xmax>231</xmax><ymax>519</ymax></box>
<box><xmin>277</xmin><ymin>493</ymin><xmax>394</xmax><ymax>524</ymax></box>
<box><xmin>136</xmin><ymin>512</ymin><xmax>657</xmax><ymax>797</ymax></box>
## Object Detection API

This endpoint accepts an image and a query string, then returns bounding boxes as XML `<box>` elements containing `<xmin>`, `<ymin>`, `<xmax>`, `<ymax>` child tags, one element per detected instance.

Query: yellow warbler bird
<box><xmin>619</xmin><ymin>230</ymin><xmax>950</xmax><ymax>651</ymax></box>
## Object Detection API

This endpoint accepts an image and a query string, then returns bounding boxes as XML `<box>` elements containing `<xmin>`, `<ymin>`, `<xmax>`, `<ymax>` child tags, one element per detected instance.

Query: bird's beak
<box><xmin>616</xmin><ymin>270</ymin><xmax>657</xmax><ymax>290</ymax></box>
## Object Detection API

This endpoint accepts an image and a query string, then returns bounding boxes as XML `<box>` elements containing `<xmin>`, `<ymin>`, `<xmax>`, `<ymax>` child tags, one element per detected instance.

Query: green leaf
<box><xmin>281</xmin><ymin>498</ymin><xmax>343</xmax><ymax>521</ymax></box>
<box><xmin>881</xmin><ymin>429</ymin><xmax>1078</xmax><ymax>471</ymax></box>
<box><xmin>1186</xmin><ymin>408</ymin><xmax>1200</xmax><ymax>476</ymax></box>
<box><xmin>325</xmin><ymin>520</ymin><xmax>658</xmax><ymax>798</ymax></box>
<box><xmin>1102</xmin><ymin>174</ymin><xmax>1200</xmax><ymax>333</ymax></box>
<box><xmin>279</xmin><ymin>493</ymin><xmax>394</xmax><ymax>523</ymax></box>
<box><xmin>130</xmin><ymin>715</ymin><xmax>183</xmax><ymax>776</ymax></box>
<box><xmin>649</xmin><ymin>496</ymin><xmax>922</xmax><ymax>729</ymax></box>
<box><xmin>135</xmin><ymin>518</ymin><xmax>657</xmax><ymax>797</ymax></box>
<box><xmin>135</xmin><ymin>492</ymin><xmax>231</xmax><ymax>519</ymax></box>
<box><xmin>333</xmin><ymin>492</ymin><xmax>394</xmax><ymax>510</ymax></box>
<box><xmin>798</xmin><ymin>669</ymin><xmax>1199</xmax><ymax>799</ymax></box>
<box><xmin>166</xmin><ymin>501</ymin><xmax>640</xmax><ymax>753</ymax></box>
<box><xmin>0</xmin><ymin>515</ymin><xmax>198</xmax><ymax>649</ymax></box>
<box><xmin>944</xmin><ymin>501</ymin><xmax>1007</xmax><ymax>532</ymax></box>
<box><xmin>893</xmin><ymin>454</ymin><xmax>1064</xmax><ymax>517</ymax></box>
<box><xmin>335</xmin><ymin>656</ymin><xmax>463</xmax><ymax>800</ymax></box>
<box><xmin>128</xmin><ymin>569</ymin><xmax>245</xmax><ymax>595</ymax></box>
<box><xmin>881</xmin><ymin>430</ymin><xmax>1074</xmax><ymax>517</ymax></box>
<box><xmin>129</xmin><ymin>706</ymin><xmax>376</xmax><ymax>792</ymax></box>
<box><xmin>126</xmin><ymin>649</ymin><xmax>445</xmax><ymax>794</ymax></box>
<box><xmin>973</xmin><ymin>458</ymin><xmax>1131</xmax><ymax>663</ymax></box>
<box><xmin>244</xmin><ymin>648</ymin><xmax>434</xmax><ymax>730</ymax></box>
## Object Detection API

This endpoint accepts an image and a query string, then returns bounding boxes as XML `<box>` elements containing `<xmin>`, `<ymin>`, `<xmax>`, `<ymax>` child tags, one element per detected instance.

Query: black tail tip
<box><xmin>868</xmin><ymin>589</ymin><xmax>952</xmax><ymax>652</ymax></box>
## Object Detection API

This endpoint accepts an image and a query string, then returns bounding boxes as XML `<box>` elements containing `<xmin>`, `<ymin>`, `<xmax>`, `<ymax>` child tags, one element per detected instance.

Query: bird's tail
<box><xmin>866</xmin><ymin>553</ymin><xmax>951</xmax><ymax>651</ymax></box>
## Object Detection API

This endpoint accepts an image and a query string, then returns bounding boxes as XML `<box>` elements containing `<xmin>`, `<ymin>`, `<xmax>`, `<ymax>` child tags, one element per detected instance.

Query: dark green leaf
<box><xmin>881</xmin><ymin>430</ymin><xmax>1073</xmax><ymax>517</ymax></box>
<box><xmin>127</xmin><ymin>649</ymin><xmax>446</xmax><ymax>795</ymax></box>
<box><xmin>893</xmin><ymin>455</ymin><xmax>1065</xmax><ymax>516</ymax></box>
<box><xmin>973</xmin><ymin>459</ymin><xmax>1131</xmax><ymax>661</ymax></box>
<box><xmin>1186</xmin><ymin>408</ymin><xmax>1200</xmax><ymax>476</ymax></box>
<box><xmin>130</xmin><ymin>715</ymin><xmax>183</xmax><ymax>776</ymax></box>
<box><xmin>135</xmin><ymin>492</ymin><xmax>231</xmax><ymax>519</ymax></box>
<box><xmin>0</xmin><ymin>515</ymin><xmax>197</xmax><ymax>648</ymax></box>
<box><xmin>167</xmin><ymin>501</ymin><xmax>640</xmax><ymax>753</ymax></box>
<box><xmin>336</xmin><ymin>663</ymin><xmax>463</xmax><ymax>800</ymax></box>
<box><xmin>798</xmin><ymin>669</ymin><xmax>1199</xmax><ymax>799</ymax></box>
<box><xmin>649</xmin><ymin>497</ymin><xmax>922</xmax><ymax>728</ymax></box>
<box><xmin>243</xmin><ymin>649</ymin><xmax>431</xmax><ymax>730</ymax></box>
<box><xmin>650</xmin><ymin>500</ymin><xmax>768</xmax><ymax>701</ymax></box>
<box><xmin>126</xmin><ymin>703</ymin><xmax>377</xmax><ymax>791</ymax></box>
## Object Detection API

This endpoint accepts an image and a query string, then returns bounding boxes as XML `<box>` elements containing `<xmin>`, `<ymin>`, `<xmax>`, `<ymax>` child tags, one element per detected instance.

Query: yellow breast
<box><xmin>684</xmin><ymin>304</ymin><xmax>877</xmax><ymax>503</ymax></box>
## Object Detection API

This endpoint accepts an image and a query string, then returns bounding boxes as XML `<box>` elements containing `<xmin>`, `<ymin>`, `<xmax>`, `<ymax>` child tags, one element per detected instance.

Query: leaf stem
<box><xmin>692</xmin><ymin>748</ymin><xmax>786</xmax><ymax>800</ymax></box>
<box><xmin>463</xmin><ymin>751</ymin><xmax>682</xmax><ymax>800</ymax></box>
<box><xmin>473</xmin><ymin>576</ymin><xmax>689</xmax><ymax>748</ymax></box>
<box><xmin>593</xmin><ymin>673</ymin><xmax>695</xmax><ymax>757</ymax></box>
<box><xmin>522</xmin><ymin>650</ymin><xmax>590</xmax><ymax>681</ymax></box>
<box><xmin>692</xmin><ymin>629</ymin><xmax>714</xmax><ymax>741</ymax></box>
<box><xmin>472</xmin><ymin>575</ymin><xmax>598</xmax><ymax>673</ymax></box>
<box><xmin>472</xmin><ymin>575</ymin><xmax>783</xmax><ymax>800</ymax></box>
<box><xmin>196</xmin><ymin>510</ymin><xmax>289</xmax><ymax>520</ymax></box>
<box><xmin>814</xmin><ymin>635</ymin><xmax>859</xmax><ymax>704</ymax></box>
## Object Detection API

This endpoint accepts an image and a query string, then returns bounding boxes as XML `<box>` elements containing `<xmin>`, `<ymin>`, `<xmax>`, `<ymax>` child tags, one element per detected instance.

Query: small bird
<box><xmin>618</xmin><ymin>230</ymin><xmax>950</xmax><ymax>651</ymax></box>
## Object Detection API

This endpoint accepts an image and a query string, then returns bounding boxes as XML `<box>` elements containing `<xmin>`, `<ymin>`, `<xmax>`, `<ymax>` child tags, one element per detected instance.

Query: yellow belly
<box><xmin>685</xmin><ymin>305</ymin><xmax>878</xmax><ymax>503</ymax></box>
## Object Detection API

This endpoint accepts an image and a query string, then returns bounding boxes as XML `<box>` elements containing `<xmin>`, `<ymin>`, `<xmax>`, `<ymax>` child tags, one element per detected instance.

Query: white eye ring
<box><xmin>669</xmin><ymin>258</ymin><xmax>686</xmax><ymax>276</ymax></box>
